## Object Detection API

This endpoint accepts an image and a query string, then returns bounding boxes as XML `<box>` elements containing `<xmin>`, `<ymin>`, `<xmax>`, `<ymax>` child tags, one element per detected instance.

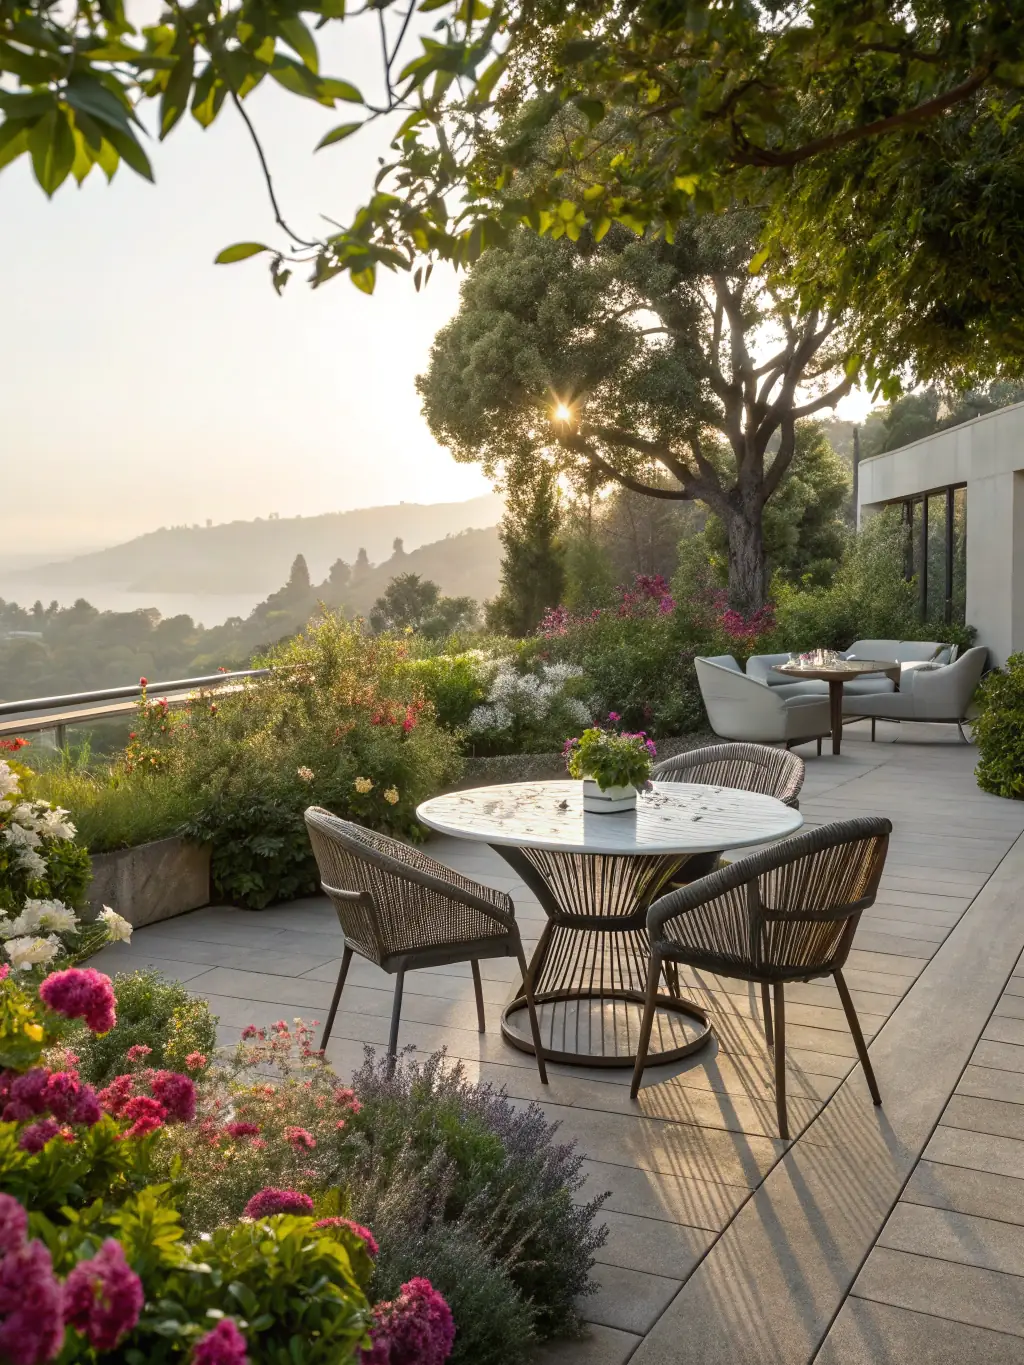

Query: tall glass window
<box><xmin>901</xmin><ymin>485</ymin><xmax>967</xmax><ymax>627</ymax></box>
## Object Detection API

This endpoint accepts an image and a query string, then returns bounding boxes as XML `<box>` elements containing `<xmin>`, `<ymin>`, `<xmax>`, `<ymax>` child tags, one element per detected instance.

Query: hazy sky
<box><xmin>1</xmin><ymin>14</ymin><xmax>870</xmax><ymax>559</ymax></box>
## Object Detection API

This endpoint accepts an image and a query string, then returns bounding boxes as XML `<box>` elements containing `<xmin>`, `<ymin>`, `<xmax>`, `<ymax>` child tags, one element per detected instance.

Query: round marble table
<box><xmin>417</xmin><ymin>780</ymin><xmax>803</xmax><ymax>1068</ymax></box>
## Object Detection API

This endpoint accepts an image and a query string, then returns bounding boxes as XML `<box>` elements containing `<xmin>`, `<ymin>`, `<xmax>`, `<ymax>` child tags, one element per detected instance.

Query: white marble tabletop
<box><xmin>417</xmin><ymin>780</ymin><xmax>803</xmax><ymax>855</ymax></box>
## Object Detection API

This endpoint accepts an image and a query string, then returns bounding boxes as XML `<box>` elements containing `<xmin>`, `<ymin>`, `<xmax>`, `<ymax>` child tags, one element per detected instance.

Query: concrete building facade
<box><xmin>858</xmin><ymin>400</ymin><xmax>1024</xmax><ymax>665</ymax></box>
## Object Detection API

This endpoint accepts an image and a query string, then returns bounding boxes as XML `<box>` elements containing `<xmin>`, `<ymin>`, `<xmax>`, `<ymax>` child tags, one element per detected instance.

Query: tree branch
<box><xmin>792</xmin><ymin>374</ymin><xmax>854</xmax><ymax>418</ymax></box>
<box><xmin>562</xmin><ymin>434</ymin><xmax>697</xmax><ymax>501</ymax></box>
<box><xmin>231</xmin><ymin>91</ymin><xmax>319</xmax><ymax>250</ymax></box>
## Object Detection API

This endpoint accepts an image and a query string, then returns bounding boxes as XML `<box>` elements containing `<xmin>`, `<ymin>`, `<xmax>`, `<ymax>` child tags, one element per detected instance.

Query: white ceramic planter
<box><xmin>582</xmin><ymin>778</ymin><xmax>638</xmax><ymax>814</ymax></box>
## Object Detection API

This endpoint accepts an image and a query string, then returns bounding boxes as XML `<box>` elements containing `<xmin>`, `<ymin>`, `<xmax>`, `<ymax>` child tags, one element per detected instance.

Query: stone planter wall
<box><xmin>88</xmin><ymin>837</ymin><xmax>211</xmax><ymax>928</ymax></box>
<box><xmin>455</xmin><ymin>733</ymin><xmax>714</xmax><ymax>791</ymax></box>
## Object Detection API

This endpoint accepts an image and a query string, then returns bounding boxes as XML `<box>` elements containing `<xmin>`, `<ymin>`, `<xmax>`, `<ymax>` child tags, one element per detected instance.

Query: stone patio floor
<box><xmin>93</xmin><ymin>719</ymin><xmax>1024</xmax><ymax>1364</ymax></box>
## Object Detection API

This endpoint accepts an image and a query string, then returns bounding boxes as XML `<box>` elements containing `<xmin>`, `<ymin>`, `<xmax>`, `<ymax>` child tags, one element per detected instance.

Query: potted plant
<box><xmin>564</xmin><ymin>727</ymin><xmax>657</xmax><ymax>813</ymax></box>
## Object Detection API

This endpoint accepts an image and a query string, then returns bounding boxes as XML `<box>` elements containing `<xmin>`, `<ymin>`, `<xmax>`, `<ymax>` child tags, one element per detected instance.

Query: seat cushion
<box><xmin>841</xmin><ymin>691</ymin><xmax>916</xmax><ymax>718</ymax></box>
<box><xmin>772</xmin><ymin>680</ymin><xmax>830</xmax><ymax>700</ymax></box>
<box><xmin>842</xmin><ymin>677</ymin><xmax>897</xmax><ymax>697</ymax></box>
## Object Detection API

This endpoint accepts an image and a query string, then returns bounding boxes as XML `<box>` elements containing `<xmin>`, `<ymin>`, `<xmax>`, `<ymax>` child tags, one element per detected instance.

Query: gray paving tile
<box><xmin>926</xmin><ymin>1126</ymin><xmax>1024</xmax><ymax>1181</ymax></box>
<box><xmin>957</xmin><ymin>1064</ymin><xmax>1024</xmax><ymax>1106</ymax></box>
<box><xmin>595</xmin><ymin>1210</ymin><xmax>715</xmax><ymax>1278</ymax></box>
<box><xmin>987</xmin><ymin>1016</ymin><xmax>1024</xmax><ymax>1047</ymax></box>
<box><xmin>584</xmin><ymin>1263</ymin><xmax>680</xmax><ymax>1335</ymax></box>
<box><xmin>878</xmin><ymin>1202</ymin><xmax>1024</xmax><ymax>1277</ymax></box>
<box><xmin>816</xmin><ymin>1296</ymin><xmax>1024</xmax><ymax>1364</ymax></box>
<box><xmin>973</xmin><ymin>1040</ymin><xmax>1024</xmax><ymax>1074</ymax></box>
<box><xmin>577</xmin><ymin>1159</ymin><xmax>748</xmax><ymax>1233</ymax></box>
<box><xmin>532</xmin><ymin>1324</ymin><xmax>640</xmax><ymax>1365</ymax></box>
<box><xmin>997</xmin><ymin>995</ymin><xmax>1024</xmax><ymax>1021</ymax></box>
<box><xmin>852</xmin><ymin>1246</ymin><xmax>1024</xmax><ymax>1337</ymax></box>
<box><xmin>90</xmin><ymin>944</ymin><xmax>218</xmax><ymax>984</ymax></box>
<box><xmin>942</xmin><ymin>1094</ymin><xmax>1024</xmax><ymax>1142</ymax></box>
<box><xmin>904</xmin><ymin>1161</ymin><xmax>1024</xmax><ymax>1227</ymax></box>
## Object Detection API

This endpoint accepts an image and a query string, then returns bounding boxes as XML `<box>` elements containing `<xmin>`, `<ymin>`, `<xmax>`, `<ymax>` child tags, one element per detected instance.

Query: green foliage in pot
<box><xmin>974</xmin><ymin>653</ymin><xmax>1024</xmax><ymax>799</ymax></box>
<box><xmin>564</xmin><ymin>728</ymin><xmax>657</xmax><ymax>791</ymax></box>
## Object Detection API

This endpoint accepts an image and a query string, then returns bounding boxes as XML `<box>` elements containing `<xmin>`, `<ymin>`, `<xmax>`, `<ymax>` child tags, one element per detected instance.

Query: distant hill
<box><xmin>18</xmin><ymin>494</ymin><xmax>504</xmax><ymax>596</ymax></box>
<box><xmin>343</xmin><ymin>528</ymin><xmax>501</xmax><ymax>615</ymax></box>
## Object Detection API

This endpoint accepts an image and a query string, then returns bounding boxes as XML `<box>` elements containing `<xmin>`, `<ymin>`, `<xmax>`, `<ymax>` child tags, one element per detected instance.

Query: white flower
<box><xmin>98</xmin><ymin>906</ymin><xmax>133</xmax><ymax>942</ymax></box>
<box><xmin>296</xmin><ymin>766</ymin><xmax>315</xmax><ymax>783</ymax></box>
<box><xmin>5</xmin><ymin>934</ymin><xmax>60</xmax><ymax>971</ymax></box>
<box><xmin>37</xmin><ymin>806</ymin><xmax>76</xmax><ymax>841</ymax></box>
<box><xmin>11</xmin><ymin>803</ymin><xmax>45</xmax><ymax>833</ymax></box>
<box><xmin>0</xmin><ymin>761</ymin><xmax>19</xmax><ymax>800</ymax></box>
<box><xmin>15</xmin><ymin>848</ymin><xmax>47</xmax><ymax>880</ymax></box>
<box><xmin>4</xmin><ymin>822</ymin><xmax>40</xmax><ymax>850</ymax></box>
<box><xmin>1</xmin><ymin>899</ymin><xmax>78</xmax><ymax>939</ymax></box>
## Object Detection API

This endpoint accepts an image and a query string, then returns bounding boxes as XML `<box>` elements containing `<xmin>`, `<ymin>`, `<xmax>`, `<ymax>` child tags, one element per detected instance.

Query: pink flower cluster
<box><xmin>243</xmin><ymin>1187</ymin><xmax>315</xmax><ymax>1219</ymax></box>
<box><xmin>0</xmin><ymin>1195</ymin><xmax>144</xmax><ymax>1365</ymax></box>
<box><xmin>720</xmin><ymin>601</ymin><xmax>776</xmax><ymax>641</ymax></box>
<box><xmin>192</xmin><ymin>1317</ymin><xmax>249</xmax><ymax>1365</ymax></box>
<box><xmin>97</xmin><ymin>1067</ymin><xmax>196</xmax><ymax>1139</ymax></box>
<box><xmin>313</xmin><ymin>1217</ymin><xmax>379</xmax><ymax>1259</ymax></box>
<box><xmin>1</xmin><ymin>1067</ymin><xmax>103</xmax><ymax>1150</ymax></box>
<box><xmin>617</xmin><ymin>573</ymin><xmax>675</xmax><ymax>617</ymax></box>
<box><xmin>362</xmin><ymin>1277</ymin><xmax>454</xmax><ymax>1365</ymax></box>
<box><xmin>38</xmin><ymin>969</ymin><xmax>116</xmax><ymax>1035</ymax></box>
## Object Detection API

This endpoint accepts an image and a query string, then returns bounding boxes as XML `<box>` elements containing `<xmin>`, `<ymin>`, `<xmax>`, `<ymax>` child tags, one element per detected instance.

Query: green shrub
<box><xmin>974</xmin><ymin>653</ymin><xmax>1024</xmax><ymax>798</ymax></box>
<box><xmin>400</xmin><ymin>652</ymin><xmax>490</xmax><ymax>729</ymax></box>
<box><xmin>155</xmin><ymin>614</ymin><xmax>463</xmax><ymax>908</ymax></box>
<box><xmin>66</xmin><ymin>970</ymin><xmax>218</xmax><ymax>1084</ymax></box>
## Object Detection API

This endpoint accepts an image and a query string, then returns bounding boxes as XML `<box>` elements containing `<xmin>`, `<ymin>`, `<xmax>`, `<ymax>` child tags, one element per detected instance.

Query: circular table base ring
<box><xmin>501</xmin><ymin>989</ymin><xmax>713</xmax><ymax>1068</ymax></box>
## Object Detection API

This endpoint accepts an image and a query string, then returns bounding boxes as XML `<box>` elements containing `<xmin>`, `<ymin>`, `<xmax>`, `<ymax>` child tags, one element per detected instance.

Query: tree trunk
<box><xmin>724</xmin><ymin>504</ymin><xmax>767</xmax><ymax>614</ymax></box>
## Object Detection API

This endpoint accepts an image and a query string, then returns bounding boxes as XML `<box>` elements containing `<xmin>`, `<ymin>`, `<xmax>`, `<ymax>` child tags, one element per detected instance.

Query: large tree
<box><xmin>4</xmin><ymin>0</ymin><xmax>1023</xmax><ymax>383</ymax></box>
<box><xmin>419</xmin><ymin>219</ymin><xmax>852</xmax><ymax>611</ymax></box>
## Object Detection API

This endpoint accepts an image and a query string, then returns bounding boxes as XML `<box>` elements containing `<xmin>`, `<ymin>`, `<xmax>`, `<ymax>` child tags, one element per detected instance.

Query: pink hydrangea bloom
<box><xmin>38</xmin><ymin>969</ymin><xmax>116</xmax><ymax>1035</ymax></box>
<box><xmin>43</xmin><ymin>1072</ymin><xmax>81</xmax><ymax>1123</ymax></box>
<box><xmin>362</xmin><ymin>1278</ymin><xmax>454</xmax><ymax>1365</ymax></box>
<box><xmin>313</xmin><ymin>1217</ymin><xmax>379</xmax><ymax>1259</ymax></box>
<box><xmin>184</xmin><ymin>1052</ymin><xmax>208</xmax><ymax>1071</ymax></box>
<box><xmin>63</xmin><ymin>1239</ymin><xmax>144</xmax><ymax>1351</ymax></box>
<box><xmin>72</xmin><ymin>1088</ymin><xmax>102</xmax><ymax>1127</ymax></box>
<box><xmin>4</xmin><ymin>1069</ymin><xmax>49</xmax><ymax>1121</ymax></box>
<box><xmin>120</xmin><ymin>1095</ymin><xmax>167</xmax><ymax>1139</ymax></box>
<box><xmin>18</xmin><ymin>1119</ymin><xmax>61</xmax><ymax>1153</ymax></box>
<box><xmin>284</xmin><ymin>1126</ymin><xmax>316</xmax><ymax>1151</ymax></box>
<box><xmin>192</xmin><ymin>1317</ymin><xmax>249</xmax><ymax>1365</ymax></box>
<box><xmin>125</xmin><ymin>1044</ymin><xmax>152</xmax><ymax>1064</ymax></box>
<box><xmin>333</xmin><ymin>1087</ymin><xmax>362</xmax><ymax>1114</ymax></box>
<box><xmin>243</xmin><ymin>1188</ymin><xmax>315</xmax><ymax>1219</ymax></box>
<box><xmin>223</xmin><ymin>1122</ymin><xmax>260</xmax><ymax>1140</ymax></box>
<box><xmin>150</xmin><ymin>1071</ymin><xmax>196</xmax><ymax>1123</ymax></box>
<box><xmin>0</xmin><ymin>1194</ymin><xmax>27</xmax><ymax>1257</ymax></box>
<box><xmin>0</xmin><ymin>964</ymin><xmax>9</xmax><ymax>981</ymax></box>
<box><xmin>0</xmin><ymin>1236</ymin><xmax>64</xmax><ymax>1365</ymax></box>
<box><xmin>98</xmin><ymin>1074</ymin><xmax>135</xmax><ymax>1117</ymax></box>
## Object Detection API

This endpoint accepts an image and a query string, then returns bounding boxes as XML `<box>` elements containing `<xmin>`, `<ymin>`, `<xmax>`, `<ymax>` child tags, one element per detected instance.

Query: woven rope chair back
<box><xmin>656</xmin><ymin>817</ymin><xmax>889</xmax><ymax>980</ymax></box>
<box><xmin>304</xmin><ymin>807</ymin><xmax>503</xmax><ymax>966</ymax></box>
<box><xmin>652</xmin><ymin>742</ymin><xmax>804</xmax><ymax>808</ymax></box>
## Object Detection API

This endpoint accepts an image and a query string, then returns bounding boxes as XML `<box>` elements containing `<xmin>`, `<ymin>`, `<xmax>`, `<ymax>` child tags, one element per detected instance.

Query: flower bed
<box><xmin>0</xmin><ymin>967</ymin><xmax>607</xmax><ymax>1365</ymax></box>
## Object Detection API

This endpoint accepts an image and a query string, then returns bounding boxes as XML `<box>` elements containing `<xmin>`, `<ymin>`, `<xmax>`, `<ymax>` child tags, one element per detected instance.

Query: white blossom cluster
<box><xmin>1</xmin><ymin>759</ymin><xmax>133</xmax><ymax>970</ymax></box>
<box><xmin>467</xmin><ymin>661</ymin><xmax>592</xmax><ymax>736</ymax></box>
<box><xmin>0</xmin><ymin>759</ymin><xmax>77</xmax><ymax>882</ymax></box>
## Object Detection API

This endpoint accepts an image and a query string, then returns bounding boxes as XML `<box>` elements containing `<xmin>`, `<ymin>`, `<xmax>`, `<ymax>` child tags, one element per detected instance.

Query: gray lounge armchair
<box><xmin>841</xmin><ymin>645</ymin><xmax>987</xmax><ymax>742</ymax></box>
<box><xmin>695</xmin><ymin>657</ymin><xmax>831</xmax><ymax>750</ymax></box>
<box><xmin>304</xmin><ymin>807</ymin><xmax>548</xmax><ymax>1082</ymax></box>
<box><xmin>630</xmin><ymin>816</ymin><xmax>892</xmax><ymax>1137</ymax></box>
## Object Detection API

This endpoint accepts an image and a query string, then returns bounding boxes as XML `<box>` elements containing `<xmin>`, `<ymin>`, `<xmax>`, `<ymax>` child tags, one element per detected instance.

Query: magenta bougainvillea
<box><xmin>192</xmin><ymin>1317</ymin><xmax>250</xmax><ymax>1365</ymax></box>
<box><xmin>63</xmin><ymin>1240</ymin><xmax>144</xmax><ymax>1351</ymax></box>
<box><xmin>361</xmin><ymin>1277</ymin><xmax>454</xmax><ymax>1365</ymax></box>
<box><xmin>38</xmin><ymin>968</ymin><xmax>116</xmax><ymax>1035</ymax></box>
<box><xmin>243</xmin><ymin>1187</ymin><xmax>315</xmax><ymax>1219</ymax></box>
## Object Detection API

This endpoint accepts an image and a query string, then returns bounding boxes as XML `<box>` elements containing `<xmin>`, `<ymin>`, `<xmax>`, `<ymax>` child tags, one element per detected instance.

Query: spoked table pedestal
<box><xmin>417</xmin><ymin>780</ymin><xmax>804</xmax><ymax>1069</ymax></box>
<box><xmin>495</xmin><ymin>843</ymin><xmax>710</xmax><ymax>1067</ymax></box>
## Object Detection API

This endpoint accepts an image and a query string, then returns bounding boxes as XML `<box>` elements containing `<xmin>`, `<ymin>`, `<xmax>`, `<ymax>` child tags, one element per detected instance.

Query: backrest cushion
<box><xmin>896</xmin><ymin>641</ymin><xmax>951</xmax><ymax>664</ymax></box>
<box><xmin>746</xmin><ymin>653</ymin><xmax>792</xmax><ymax>686</ymax></box>
<box><xmin>844</xmin><ymin>639</ymin><xmax>901</xmax><ymax>661</ymax></box>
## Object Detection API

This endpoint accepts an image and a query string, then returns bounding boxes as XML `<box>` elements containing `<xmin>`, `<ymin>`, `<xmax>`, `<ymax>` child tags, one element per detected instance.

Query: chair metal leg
<box><xmin>387</xmin><ymin>969</ymin><xmax>405</xmax><ymax>1068</ymax></box>
<box><xmin>773</xmin><ymin>982</ymin><xmax>789</xmax><ymax>1140</ymax></box>
<box><xmin>515</xmin><ymin>942</ymin><xmax>548</xmax><ymax>1085</ymax></box>
<box><xmin>630</xmin><ymin>956</ymin><xmax>662</xmax><ymax>1100</ymax></box>
<box><xmin>662</xmin><ymin>959</ymin><xmax>680</xmax><ymax>998</ymax></box>
<box><xmin>471</xmin><ymin>960</ymin><xmax>486</xmax><ymax>1033</ymax></box>
<box><xmin>834</xmin><ymin>969</ymin><xmax>882</xmax><ymax>1106</ymax></box>
<box><xmin>871</xmin><ymin>717</ymin><xmax>876</xmax><ymax>742</ymax></box>
<box><xmin>817</xmin><ymin>735</ymin><xmax>822</xmax><ymax>757</ymax></box>
<box><xmin>319</xmin><ymin>944</ymin><xmax>352</xmax><ymax>1051</ymax></box>
<box><xmin>761</xmin><ymin>981</ymin><xmax>774</xmax><ymax>1047</ymax></box>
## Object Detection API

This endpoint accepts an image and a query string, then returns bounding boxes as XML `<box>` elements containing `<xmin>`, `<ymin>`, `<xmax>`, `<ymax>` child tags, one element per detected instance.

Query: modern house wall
<box><xmin>858</xmin><ymin>400</ymin><xmax>1024</xmax><ymax>665</ymax></box>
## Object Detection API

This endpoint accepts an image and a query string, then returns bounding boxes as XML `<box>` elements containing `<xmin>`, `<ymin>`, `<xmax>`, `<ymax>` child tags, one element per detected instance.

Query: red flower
<box><xmin>120</xmin><ymin>1094</ymin><xmax>166</xmax><ymax>1139</ymax></box>
<box><xmin>63</xmin><ymin>1240</ymin><xmax>144</xmax><ymax>1351</ymax></box>
<box><xmin>243</xmin><ymin>1188</ymin><xmax>314</xmax><ymax>1219</ymax></box>
<box><xmin>149</xmin><ymin>1071</ymin><xmax>196</xmax><ymax>1123</ymax></box>
<box><xmin>314</xmin><ymin>1217</ymin><xmax>379</xmax><ymax>1258</ymax></box>
<box><xmin>284</xmin><ymin>1125</ymin><xmax>316</xmax><ymax>1151</ymax></box>
<box><xmin>139</xmin><ymin>677</ymin><xmax>147</xmax><ymax>687</ymax></box>
<box><xmin>39</xmin><ymin>969</ymin><xmax>116</xmax><ymax>1035</ymax></box>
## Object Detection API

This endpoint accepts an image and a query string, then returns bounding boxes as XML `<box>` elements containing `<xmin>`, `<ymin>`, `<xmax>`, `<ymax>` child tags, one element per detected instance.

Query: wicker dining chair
<box><xmin>304</xmin><ymin>807</ymin><xmax>548</xmax><ymax>1083</ymax></box>
<box><xmin>652</xmin><ymin>742</ymin><xmax>806</xmax><ymax>884</ymax></box>
<box><xmin>630</xmin><ymin>816</ymin><xmax>891</xmax><ymax>1138</ymax></box>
